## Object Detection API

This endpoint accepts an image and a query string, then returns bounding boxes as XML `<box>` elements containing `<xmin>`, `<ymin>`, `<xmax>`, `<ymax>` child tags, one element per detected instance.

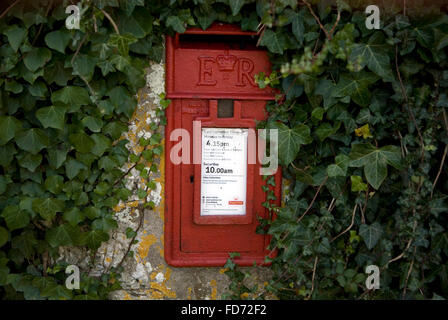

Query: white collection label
<box><xmin>200</xmin><ymin>128</ymin><xmax>248</xmax><ymax>216</ymax></box>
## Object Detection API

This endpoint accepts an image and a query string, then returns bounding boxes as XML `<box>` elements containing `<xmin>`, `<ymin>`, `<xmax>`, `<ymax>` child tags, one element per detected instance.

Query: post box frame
<box><xmin>164</xmin><ymin>23</ymin><xmax>281</xmax><ymax>267</ymax></box>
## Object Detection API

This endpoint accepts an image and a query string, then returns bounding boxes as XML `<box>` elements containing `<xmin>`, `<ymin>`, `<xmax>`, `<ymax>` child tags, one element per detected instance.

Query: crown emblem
<box><xmin>216</xmin><ymin>54</ymin><xmax>237</xmax><ymax>71</ymax></box>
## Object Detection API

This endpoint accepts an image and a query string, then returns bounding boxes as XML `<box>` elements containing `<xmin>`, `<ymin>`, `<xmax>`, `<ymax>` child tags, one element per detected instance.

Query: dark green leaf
<box><xmin>1</xmin><ymin>206</ymin><xmax>30</xmax><ymax>231</ymax></box>
<box><xmin>69</xmin><ymin>132</ymin><xmax>95</xmax><ymax>153</ymax></box>
<box><xmin>23</xmin><ymin>48</ymin><xmax>51</xmax><ymax>72</ymax></box>
<box><xmin>44</xmin><ymin>30</ymin><xmax>71</xmax><ymax>54</ymax></box>
<box><xmin>359</xmin><ymin>222</ymin><xmax>383</xmax><ymax>250</ymax></box>
<box><xmin>0</xmin><ymin>116</ymin><xmax>21</xmax><ymax>146</ymax></box>
<box><xmin>36</xmin><ymin>106</ymin><xmax>66</xmax><ymax>130</ymax></box>
<box><xmin>16</xmin><ymin>129</ymin><xmax>49</xmax><ymax>154</ymax></box>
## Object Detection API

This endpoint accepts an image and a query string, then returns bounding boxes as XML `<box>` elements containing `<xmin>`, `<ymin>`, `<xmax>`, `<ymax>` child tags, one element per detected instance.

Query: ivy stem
<box><xmin>296</xmin><ymin>176</ymin><xmax>328</xmax><ymax>224</ymax></box>
<box><xmin>395</xmin><ymin>45</ymin><xmax>425</xmax><ymax>162</ymax></box>
<box><xmin>115</xmin><ymin>202</ymin><xmax>145</xmax><ymax>271</ymax></box>
<box><xmin>402</xmin><ymin>246</ymin><xmax>417</xmax><ymax>299</ymax></box>
<box><xmin>430</xmin><ymin>144</ymin><xmax>448</xmax><ymax>199</ymax></box>
<box><xmin>330</xmin><ymin>203</ymin><xmax>358</xmax><ymax>243</ymax></box>
<box><xmin>308</xmin><ymin>256</ymin><xmax>319</xmax><ymax>299</ymax></box>
<box><xmin>0</xmin><ymin>0</ymin><xmax>20</xmax><ymax>19</ymax></box>
<box><xmin>302</xmin><ymin>0</ymin><xmax>331</xmax><ymax>40</ymax></box>
<box><xmin>100</xmin><ymin>8</ymin><xmax>120</xmax><ymax>34</ymax></box>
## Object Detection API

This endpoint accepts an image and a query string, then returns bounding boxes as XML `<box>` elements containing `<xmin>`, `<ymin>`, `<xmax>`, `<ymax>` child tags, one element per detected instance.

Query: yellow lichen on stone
<box><xmin>187</xmin><ymin>287</ymin><xmax>192</xmax><ymax>300</ymax></box>
<box><xmin>154</xmin><ymin>140</ymin><xmax>165</xmax><ymax>220</ymax></box>
<box><xmin>240</xmin><ymin>292</ymin><xmax>250</xmax><ymax>299</ymax></box>
<box><xmin>150</xmin><ymin>282</ymin><xmax>177</xmax><ymax>299</ymax></box>
<box><xmin>164</xmin><ymin>267</ymin><xmax>172</xmax><ymax>282</ymax></box>
<box><xmin>210</xmin><ymin>280</ymin><xmax>218</xmax><ymax>300</ymax></box>
<box><xmin>137</xmin><ymin>234</ymin><xmax>157</xmax><ymax>260</ymax></box>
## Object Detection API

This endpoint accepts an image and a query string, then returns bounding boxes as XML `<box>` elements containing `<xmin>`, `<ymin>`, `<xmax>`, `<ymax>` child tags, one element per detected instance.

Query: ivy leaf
<box><xmin>83</xmin><ymin>206</ymin><xmax>102</xmax><ymax>220</ymax></box>
<box><xmin>0</xmin><ymin>227</ymin><xmax>9</xmax><ymax>248</ymax></box>
<box><xmin>315</xmin><ymin>123</ymin><xmax>334</xmax><ymax>141</ymax></box>
<box><xmin>118</xmin><ymin>12</ymin><xmax>151</xmax><ymax>38</ymax></box>
<box><xmin>47</xmin><ymin>145</ymin><xmax>69</xmax><ymax>169</ymax></box>
<box><xmin>1</xmin><ymin>206</ymin><xmax>30</xmax><ymax>231</ymax></box>
<box><xmin>41</xmin><ymin>284</ymin><xmax>73</xmax><ymax>300</ymax></box>
<box><xmin>95</xmin><ymin>0</ymin><xmax>119</xmax><ymax>9</ymax></box>
<box><xmin>437</xmin><ymin>34</ymin><xmax>448</xmax><ymax>51</ymax></box>
<box><xmin>260</xmin><ymin>29</ymin><xmax>285</xmax><ymax>54</ymax></box>
<box><xmin>72</xmin><ymin>55</ymin><xmax>98</xmax><ymax>81</ymax></box>
<box><xmin>92</xmin><ymin>216</ymin><xmax>118</xmax><ymax>232</ymax></box>
<box><xmin>27</xmin><ymin>81</ymin><xmax>48</xmax><ymax>97</ymax></box>
<box><xmin>97</xmin><ymin>60</ymin><xmax>116</xmax><ymax>76</ymax></box>
<box><xmin>44</xmin><ymin>60</ymin><xmax>73</xmax><ymax>86</ymax></box>
<box><xmin>51</xmin><ymin>86</ymin><xmax>90</xmax><ymax>106</ymax></box>
<box><xmin>166</xmin><ymin>16</ymin><xmax>185</xmax><ymax>33</ymax></box>
<box><xmin>355</xmin><ymin>124</ymin><xmax>373</xmax><ymax>139</ymax></box>
<box><xmin>16</xmin><ymin>129</ymin><xmax>49</xmax><ymax>154</ymax></box>
<box><xmin>4</xmin><ymin>26</ymin><xmax>27</xmax><ymax>52</ymax></box>
<box><xmin>349</xmin><ymin>33</ymin><xmax>393</xmax><ymax>81</ymax></box>
<box><xmin>44</xmin><ymin>30</ymin><xmax>71</xmax><ymax>54</ymax></box>
<box><xmin>282</xmin><ymin>75</ymin><xmax>303</xmax><ymax>100</ymax></box>
<box><xmin>413</xmin><ymin>27</ymin><xmax>434</xmax><ymax>49</ymax></box>
<box><xmin>17</xmin><ymin>153</ymin><xmax>42</xmax><ymax>172</ymax></box>
<box><xmin>350</xmin><ymin>175</ymin><xmax>367</xmax><ymax>192</ymax></box>
<box><xmin>327</xmin><ymin>154</ymin><xmax>350</xmax><ymax>177</ymax></box>
<box><xmin>0</xmin><ymin>116</ymin><xmax>22</xmax><ymax>145</ymax></box>
<box><xmin>81</xmin><ymin>230</ymin><xmax>109</xmax><ymax>250</ymax></box>
<box><xmin>125</xmin><ymin>227</ymin><xmax>137</xmax><ymax>239</ymax></box>
<box><xmin>0</xmin><ymin>144</ymin><xmax>17</xmax><ymax>167</ymax></box>
<box><xmin>271</xmin><ymin>122</ymin><xmax>312</xmax><ymax>165</ymax></box>
<box><xmin>122</xmin><ymin>0</ymin><xmax>145</xmax><ymax>16</ymax></box>
<box><xmin>32</xmin><ymin>198</ymin><xmax>65</xmax><ymax>221</ymax></box>
<box><xmin>359</xmin><ymin>222</ymin><xmax>383</xmax><ymax>250</ymax></box>
<box><xmin>69</xmin><ymin>132</ymin><xmax>95</xmax><ymax>153</ymax></box>
<box><xmin>23</xmin><ymin>47</ymin><xmax>52</xmax><ymax>72</ymax></box>
<box><xmin>44</xmin><ymin>175</ymin><xmax>64</xmax><ymax>194</ymax></box>
<box><xmin>90</xmin><ymin>134</ymin><xmax>112</xmax><ymax>157</ymax></box>
<box><xmin>229</xmin><ymin>0</ymin><xmax>245</xmax><ymax>16</ymax></box>
<box><xmin>5</xmin><ymin>80</ymin><xmax>23</xmax><ymax>94</ymax></box>
<box><xmin>63</xmin><ymin>208</ymin><xmax>85</xmax><ymax>226</ymax></box>
<box><xmin>46</xmin><ymin>224</ymin><xmax>77</xmax><ymax>247</ymax></box>
<box><xmin>291</xmin><ymin>11</ymin><xmax>305</xmax><ymax>45</ymax></box>
<box><xmin>65</xmin><ymin>158</ymin><xmax>87</xmax><ymax>179</ymax></box>
<box><xmin>0</xmin><ymin>176</ymin><xmax>7</xmax><ymax>195</ymax></box>
<box><xmin>82</xmin><ymin>116</ymin><xmax>103</xmax><ymax>133</ymax></box>
<box><xmin>349</xmin><ymin>143</ymin><xmax>402</xmax><ymax>189</ymax></box>
<box><xmin>108</xmin><ymin>33</ymin><xmax>137</xmax><ymax>56</ymax></box>
<box><xmin>108</xmin><ymin>86</ymin><xmax>134</xmax><ymax>118</ymax></box>
<box><xmin>195</xmin><ymin>8</ymin><xmax>217</xmax><ymax>30</ymax></box>
<box><xmin>333</xmin><ymin>72</ymin><xmax>379</xmax><ymax>107</ymax></box>
<box><xmin>12</xmin><ymin>231</ymin><xmax>37</xmax><ymax>258</ymax></box>
<box><xmin>36</xmin><ymin>106</ymin><xmax>66</xmax><ymax>130</ymax></box>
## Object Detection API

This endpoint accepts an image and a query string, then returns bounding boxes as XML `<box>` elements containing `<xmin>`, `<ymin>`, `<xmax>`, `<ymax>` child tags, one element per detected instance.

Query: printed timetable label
<box><xmin>200</xmin><ymin>128</ymin><xmax>248</xmax><ymax>216</ymax></box>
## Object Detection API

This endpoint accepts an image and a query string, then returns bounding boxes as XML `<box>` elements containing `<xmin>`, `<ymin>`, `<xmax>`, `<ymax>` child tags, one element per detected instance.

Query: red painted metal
<box><xmin>165</xmin><ymin>23</ymin><xmax>281</xmax><ymax>267</ymax></box>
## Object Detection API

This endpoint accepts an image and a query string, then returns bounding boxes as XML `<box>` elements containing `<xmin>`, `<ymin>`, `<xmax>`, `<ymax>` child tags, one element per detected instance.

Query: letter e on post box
<box><xmin>165</xmin><ymin>23</ymin><xmax>281</xmax><ymax>267</ymax></box>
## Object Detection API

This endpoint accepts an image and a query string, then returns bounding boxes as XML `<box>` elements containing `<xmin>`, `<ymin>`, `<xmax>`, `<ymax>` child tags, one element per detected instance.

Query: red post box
<box><xmin>165</xmin><ymin>23</ymin><xmax>281</xmax><ymax>267</ymax></box>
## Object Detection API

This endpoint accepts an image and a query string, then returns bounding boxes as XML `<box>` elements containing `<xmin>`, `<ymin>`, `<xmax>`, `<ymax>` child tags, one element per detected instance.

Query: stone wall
<box><xmin>58</xmin><ymin>58</ymin><xmax>273</xmax><ymax>300</ymax></box>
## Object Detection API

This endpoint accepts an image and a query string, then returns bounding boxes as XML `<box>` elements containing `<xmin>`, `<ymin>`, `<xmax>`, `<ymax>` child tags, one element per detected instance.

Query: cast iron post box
<box><xmin>165</xmin><ymin>23</ymin><xmax>281</xmax><ymax>267</ymax></box>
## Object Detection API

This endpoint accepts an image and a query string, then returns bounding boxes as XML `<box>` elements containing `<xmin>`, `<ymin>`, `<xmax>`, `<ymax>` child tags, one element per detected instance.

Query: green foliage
<box><xmin>249</xmin><ymin>0</ymin><xmax>448</xmax><ymax>300</ymax></box>
<box><xmin>0</xmin><ymin>0</ymin><xmax>447</xmax><ymax>301</ymax></box>
<box><xmin>0</xmin><ymin>0</ymin><xmax>166</xmax><ymax>300</ymax></box>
